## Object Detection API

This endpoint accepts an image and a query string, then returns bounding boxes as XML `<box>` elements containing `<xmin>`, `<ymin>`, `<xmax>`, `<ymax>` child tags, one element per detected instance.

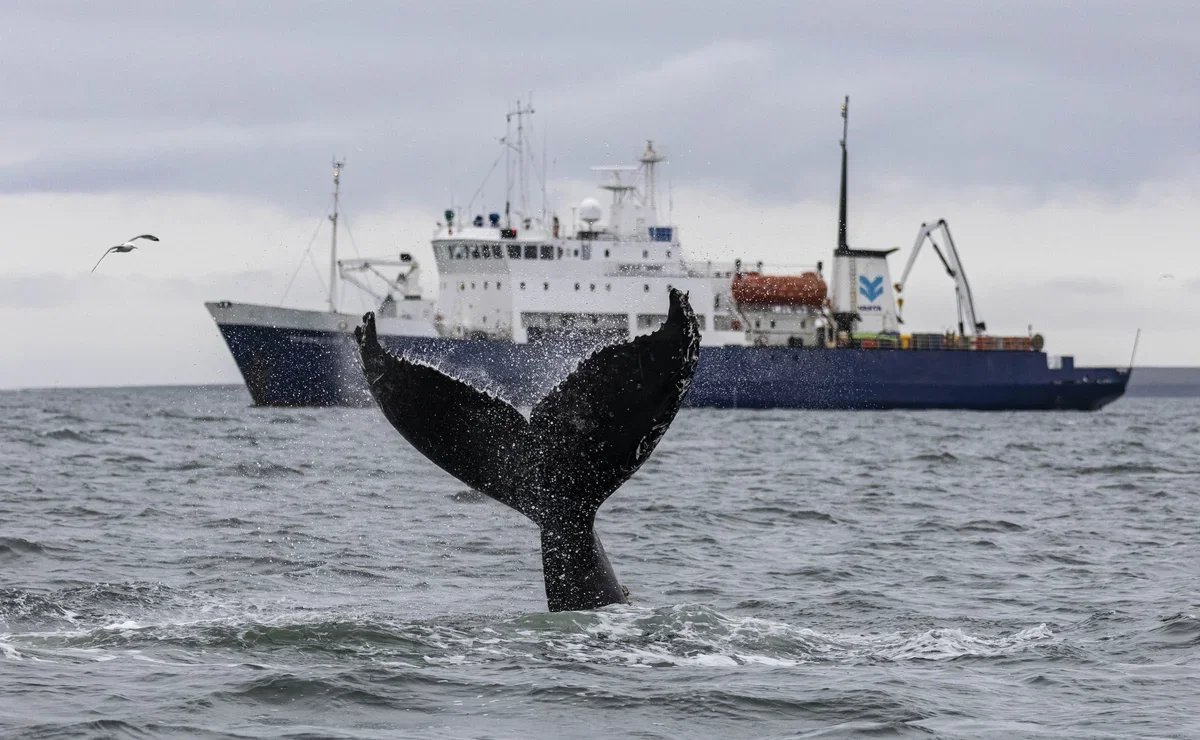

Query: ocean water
<box><xmin>1</xmin><ymin>386</ymin><xmax>1197</xmax><ymax>739</ymax></box>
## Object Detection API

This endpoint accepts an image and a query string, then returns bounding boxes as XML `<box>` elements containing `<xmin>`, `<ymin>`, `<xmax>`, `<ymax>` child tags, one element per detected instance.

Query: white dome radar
<box><xmin>579</xmin><ymin>197</ymin><xmax>603</xmax><ymax>226</ymax></box>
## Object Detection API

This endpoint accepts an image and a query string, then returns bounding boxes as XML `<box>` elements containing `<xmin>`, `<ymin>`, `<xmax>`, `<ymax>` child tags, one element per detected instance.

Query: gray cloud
<box><xmin>3</xmin><ymin>1</ymin><xmax>1198</xmax><ymax>213</ymax></box>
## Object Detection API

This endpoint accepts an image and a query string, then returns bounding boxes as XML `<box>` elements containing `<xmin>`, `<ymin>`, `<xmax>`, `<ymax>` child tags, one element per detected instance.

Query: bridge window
<box><xmin>508</xmin><ymin>244</ymin><xmax>521</xmax><ymax>259</ymax></box>
<box><xmin>484</xmin><ymin>282</ymin><xmax>489</xmax><ymax>290</ymax></box>
<box><xmin>540</xmin><ymin>245</ymin><xmax>554</xmax><ymax>260</ymax></box>
<box><xmin>471</xmin><ymin>245</ymin><xmax>480</xmax><ymax>259</ymax></box>
<box><xmin>543</xmin><ymin>282</ymin><xmax>549</xmax><ymax>290</ymax></box>
<box><xmin>574</xmin><ymin>283</ymin><xmax>580</xmax><ymax>291</ymax></box>
<box><xmin>667</xmin><ymin>250</ymin><xmax>671</xmax><ymax>258</ymax></box>
<box><xmin>606</xmin><ymin>284</ymin><xmax>611</xmax><ymax>291</ymax></box>
<box><xmin>470</xmin><ymin>282</ymin><xmax>475</xmax><ymax>290</ymax></box>
<box><xmin>557</xmin><ymin>246</ymin><xmax>564</xmax><ymax>259</ymax></box>
<box><xmin>637</xmin><ymin>314</ymin><xmax>668</xmax><ymax>329</ymax></box>
<box><xmin>643</xmin><ymin>284</ymin><xmax>649</xmax><ymax>292</ymax></box>
<box><xmin>589</xmin><ymin>284</ymin><xmax>595</xmax><ymax>291</ymax></box>
<box><xmin>497</xmin><ymin>281</ymin><xmax>502</xmax><ymax>290</ymax></box>
<box><xmin>525</xmin><ymin>244</ymin><xmax>537</xmax><ymax>259</ymax></box>
<box><xmin>604</xmin><ymin>249</ymin><xmax>610</xmax><ymax>258</ymax></box>
<box><xmin>520</xmin><ymin>282</ymin><xmax>526</xmax><ymax>290</ymax></box>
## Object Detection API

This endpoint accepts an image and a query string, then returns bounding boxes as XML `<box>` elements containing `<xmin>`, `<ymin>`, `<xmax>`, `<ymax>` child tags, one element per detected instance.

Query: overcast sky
<box><xmin>2</xmin><ymin>1</ymin><xmax>1198</xmax><ymax>388</ymax></box>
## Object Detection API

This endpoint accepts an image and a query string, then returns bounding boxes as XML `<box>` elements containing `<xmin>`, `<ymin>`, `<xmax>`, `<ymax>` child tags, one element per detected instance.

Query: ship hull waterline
<box><xmin>211</xmin><ymin>314</ymin><xmax>1129</xmax><ymax>412</ymax></box>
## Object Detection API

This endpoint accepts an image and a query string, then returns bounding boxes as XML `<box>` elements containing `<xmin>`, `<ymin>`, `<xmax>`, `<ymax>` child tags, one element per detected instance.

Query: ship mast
<box><xmin>640</xmin><ymin>140</ymin><xmax>666</xmax><ymax>222</ymax></box>
<box><xmin>504</xmin><ymin>100</ymin><xmax>535</xmax><ymax>229</ymax></box>
<box><xmin>837</xmin><ymin>95</ymin><xmax>849</xmax><ymax>253</ymax></box>
<box><xmin>328</xmin><ymin>158</ymin><xmax>344</xmax><ymax>313</ymax></box>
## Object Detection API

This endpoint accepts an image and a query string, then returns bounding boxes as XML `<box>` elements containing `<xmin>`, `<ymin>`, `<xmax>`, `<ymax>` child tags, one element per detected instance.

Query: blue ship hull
<box><xmin>214</xmin><ymin>322</ymin><xmax>1128</xmax><ymax>411</ymax></box>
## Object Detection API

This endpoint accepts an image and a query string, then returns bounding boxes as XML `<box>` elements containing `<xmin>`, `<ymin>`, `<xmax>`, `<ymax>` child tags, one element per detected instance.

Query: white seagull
<box><xmin>91</xmin><ymin>234</ymin><xmax>160</xmax><ymax>273</ymax></box>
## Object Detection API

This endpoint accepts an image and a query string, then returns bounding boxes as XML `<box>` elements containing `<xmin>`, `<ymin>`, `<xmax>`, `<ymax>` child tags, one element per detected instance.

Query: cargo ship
<box><xmin>206</xmin><ymin>99</ymin><xmax>1129</xmax><ymax>410</ymax></box>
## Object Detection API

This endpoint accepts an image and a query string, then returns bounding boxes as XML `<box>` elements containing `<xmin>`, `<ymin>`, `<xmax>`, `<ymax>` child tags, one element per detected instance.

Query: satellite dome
<box><xmin>579</xmin><ymin>197</ymin><xmax>603</xmax><ymax>225</ymax></box>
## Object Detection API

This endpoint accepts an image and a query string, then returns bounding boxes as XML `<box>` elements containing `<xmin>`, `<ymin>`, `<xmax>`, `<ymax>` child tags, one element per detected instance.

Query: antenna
<box><xmin>1128</xmin><ymin>328</ymin><xmax>1141</xmax><ymax>375</ymax></box>
<box><xmin>329</xmin><ymin>157</ymin><xmax>345</xmax><ymax>313</ymax></box>
<box><xmin>542</xmin><ymin>115</ymin><xmax>548</xmax><ymax>223</ymax></box>
<box><xmin>593</xmin><ymin>166</ymin><xmax>638</xmax><ymax>234</ymax></box>
<box><xmin>837</xmin><ymin>95</ymin><xmax>849</xmax><ymax>253</ymax></box>
<box><xmin>668</xmin><ymin>162</ymin><xmax>673</xmax><ymax>226</ymax></box>
<box><xmin>639</xmin><ymin>140</ymin><xmax>666</xmax><ymax>223</ymax></box>
<box><xmin>505</xmin><ymin>98</ymin><xmax>535</xmax><ymax>226</ymax></box>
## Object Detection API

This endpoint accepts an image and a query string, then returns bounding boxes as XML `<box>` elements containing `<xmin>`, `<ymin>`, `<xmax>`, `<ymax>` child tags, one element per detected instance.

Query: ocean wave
<box><xmin>955</xmin><ymin>519</ymin><xmax>1027</xmax><ymax>533</ymax></box>
<box><xmin>0</xmin><ymin>582</ymin><xmax>184</xmax><ymax>627</ymax></box>
<box><xmin>1073</xmin><ymin>463</ymin><xmax>1170</xmax><ymax>474</ymax></box>
<box><xmin>38</xmin><ymin>428</ymin><xmax>101</xmax><ymax>444</ymax></box>
<box><xmin>222</xmin><ymin>461</ymin><xmax>305</xmax><ymax>478</ymax></box>
<box><xmin>0</xmin><ymin>536</ymin><xmax>47</xmax><ymax>559</ymax></box>
<box><xmin>0</xmin><ymin>603</ymin><xmax>1060</xmax><ymax>672</ymax></box>
<box><xmin>1146</xmin><ymin>613</ymin><xmax>1200</xmax><ymax>647</ymax></box>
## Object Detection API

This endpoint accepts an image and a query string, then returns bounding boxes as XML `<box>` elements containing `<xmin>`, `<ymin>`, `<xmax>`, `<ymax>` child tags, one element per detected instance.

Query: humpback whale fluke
<box><xmin>355</xmin><ymin>288</ymin><xmax>700</xmax><ymax>612</ymax></box>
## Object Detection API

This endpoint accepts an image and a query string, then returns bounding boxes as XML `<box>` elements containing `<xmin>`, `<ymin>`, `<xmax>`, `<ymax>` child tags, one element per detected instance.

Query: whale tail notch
<box><xmin>526</xmin><ymin>287</ymin><xmax>700</xmax><ymax>514</ymax></box>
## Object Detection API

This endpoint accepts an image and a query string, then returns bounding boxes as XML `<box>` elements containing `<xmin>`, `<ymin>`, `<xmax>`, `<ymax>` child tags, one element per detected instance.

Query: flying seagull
<box><xmin>91</xmin><ymin>234</ymin><xmax>160</xmax><ymax>273</ymax></box>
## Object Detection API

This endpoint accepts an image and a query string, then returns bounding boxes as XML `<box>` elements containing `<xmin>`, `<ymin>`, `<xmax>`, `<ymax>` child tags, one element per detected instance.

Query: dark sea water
<box><xmin>1</xmin><ymin>386</ymin><xmax>1197</xmax><ymax>739</ymax></box>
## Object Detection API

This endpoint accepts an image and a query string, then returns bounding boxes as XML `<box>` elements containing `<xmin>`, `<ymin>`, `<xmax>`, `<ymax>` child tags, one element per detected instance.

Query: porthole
<box><xmin>543</xmin><ymin>282</ymin><xmax>549</xmax><ymax>291</ymax></box>
<box><xmin>574</xmin><ymin>283</ymin><xmax>580</xmax><ymax>291</ymax></box>
<box><xmin>589</xmin><ymin>284</ymin><xmax>595</xmax><ymax>291</ymax></box>
<box><xmin>643</xmin><ymin>284</ymin><xmax>649</xmax><ymax>292</ymax></box>
<box><xmin>520</xmin><ymin>282</ymin><xmax>526</xmax><ymax>290</ymax></box>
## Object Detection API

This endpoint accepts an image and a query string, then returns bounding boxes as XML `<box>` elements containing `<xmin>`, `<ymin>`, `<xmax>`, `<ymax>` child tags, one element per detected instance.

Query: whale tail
<box><xmin>355</xmin><ymin>288</ymin><xmax>701</xmax><ymax>611</ymax></box>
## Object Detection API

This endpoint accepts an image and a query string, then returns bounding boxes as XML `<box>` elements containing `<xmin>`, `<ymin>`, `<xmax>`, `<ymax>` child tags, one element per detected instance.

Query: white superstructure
<box><xmin>428</xmin><ymin>106</ymin><xmax>825</xmax><ymax>348</ymax></box>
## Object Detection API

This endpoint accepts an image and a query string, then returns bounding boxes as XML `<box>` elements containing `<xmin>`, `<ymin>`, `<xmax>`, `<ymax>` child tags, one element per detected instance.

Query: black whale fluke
<box><xmin>355</xmin><ymin>288</ymin><xmax>701</xmax><ymax>612</ymax></box>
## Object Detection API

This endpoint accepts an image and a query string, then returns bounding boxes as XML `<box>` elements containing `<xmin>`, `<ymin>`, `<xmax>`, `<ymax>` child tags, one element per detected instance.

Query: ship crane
<box><xmin>894</xmin><ymin>219</ymin><xmax>986</xmax><ymax>337</ymax></box>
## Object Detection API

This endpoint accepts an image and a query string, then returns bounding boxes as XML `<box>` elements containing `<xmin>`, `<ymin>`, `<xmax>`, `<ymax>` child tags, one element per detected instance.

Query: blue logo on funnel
<box><xmin>859</xmin><ymin>275</ymin><xmax>884</xmax><ymax>302</ymax></box>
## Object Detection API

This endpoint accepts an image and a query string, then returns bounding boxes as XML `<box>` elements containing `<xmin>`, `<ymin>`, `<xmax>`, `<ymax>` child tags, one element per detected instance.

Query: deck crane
<box><xmin>894</xmin><ymin>219</ymin><xmax>986</xmax><ymax>337</ymax></box>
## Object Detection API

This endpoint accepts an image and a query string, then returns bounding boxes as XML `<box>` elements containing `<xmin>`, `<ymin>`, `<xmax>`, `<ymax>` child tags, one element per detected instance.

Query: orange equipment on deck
<box><xmin>731</xmin><ymin>272</ymin><xmax>827</xmax><ymax>308</ymax></box>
